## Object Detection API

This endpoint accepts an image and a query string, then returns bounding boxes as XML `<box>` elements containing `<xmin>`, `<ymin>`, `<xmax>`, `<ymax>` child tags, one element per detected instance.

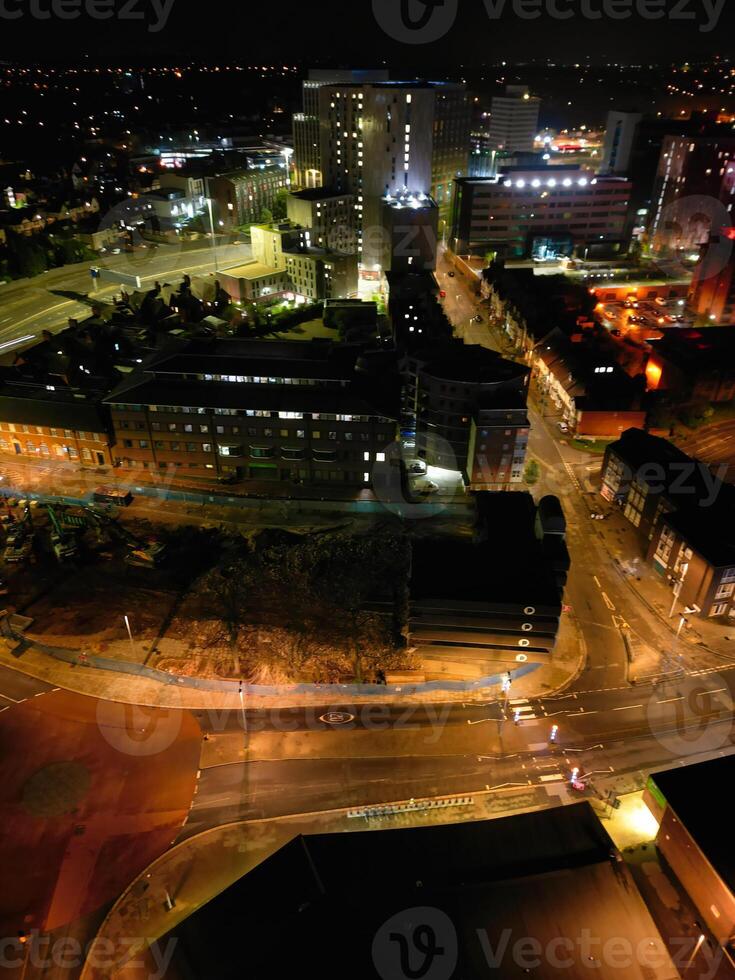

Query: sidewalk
<box><xmin>77</xmin><ymin>785</ymin><xmax>552</xmax><ymax>980</ymax></box>
<box><xmin>586</xmin><ymin>486</ymin><xmax>735</xmax><ymax>671</ymax></box>
<box><xmin>0</xmin><ymin>618</ymin><xmax>584</xmax><ymax>708</ymax></box>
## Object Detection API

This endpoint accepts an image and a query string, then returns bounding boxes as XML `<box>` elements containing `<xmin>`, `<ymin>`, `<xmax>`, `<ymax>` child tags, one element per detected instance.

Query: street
<box><xmin>0</xmin><ymin>244</ymin><xmax>734</xmax><ymax>979</ymax></box>
<box><xmin>0</xmin><ymin>239</ymin><xmax>252</xmax><ymax>356</ymax></box>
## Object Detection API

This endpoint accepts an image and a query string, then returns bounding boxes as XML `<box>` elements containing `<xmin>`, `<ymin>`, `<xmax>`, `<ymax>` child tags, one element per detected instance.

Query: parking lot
<box><xmin>597</xmin><ymin>296</ymin><xmax>694</xmax><ymax>342</ymax></box>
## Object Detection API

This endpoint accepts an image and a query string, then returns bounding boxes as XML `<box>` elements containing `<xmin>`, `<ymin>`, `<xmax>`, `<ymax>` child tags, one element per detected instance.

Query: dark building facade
<box><xmin>402</xmin><ymin>344</ymin><xmax>530</xmax><ymax>488</ymax></box>
<box><xmin>104</xmin><ymin>340</ymin><xmax>398</xmax><ymax>488</ymax></box>
<box><xmin>601</xmin><ymin>428</ymin><xmax>735</xmax><ymax>620</ymax></box>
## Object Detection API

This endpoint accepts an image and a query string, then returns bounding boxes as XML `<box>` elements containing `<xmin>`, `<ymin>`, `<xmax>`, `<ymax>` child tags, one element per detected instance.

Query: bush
<box><xmin>524</xmin><ymin>459</ymin><xmax>540</xmax><ymax>485</ymax></box>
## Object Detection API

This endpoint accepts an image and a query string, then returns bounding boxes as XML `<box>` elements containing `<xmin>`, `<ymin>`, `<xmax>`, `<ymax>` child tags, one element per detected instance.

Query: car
<box><xmin>610</xmin><ymin>328</ymin><xmax>621</xmax><ymax>337</ymax></box>
<box><xmin>111</xmin><ymin>248</ymin><xmax>121</xmax><ymax>255</ymax></box>
<box><xmin>473</xmin><ymin>314</ymin><xmax>483</xmax><ymax>323</ymax></box>
<box><xmin>557</xmin><ymin>421</ymin><xmax>569</xmax><ymax>433</ymax></box>
<box><xmin>654</xmin><ymin>297</ymin><xmax>667</xmax><ymax>307</ymax></box>
<box><xmin>408</xmin><ymin>461</ymin><xmax>427</xmax><ymax>474</ymax></box>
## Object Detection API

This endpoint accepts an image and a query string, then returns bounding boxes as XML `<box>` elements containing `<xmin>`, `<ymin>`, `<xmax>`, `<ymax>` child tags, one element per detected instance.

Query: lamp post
<box><xmin>282</xmin><ymin>147</ymin><xmax>293</xmax><ymax>189</ymax></box>
<box><xmin>669</xmin><ymin>561</ymin><xmax>689</xmax><ymax>619</ymax></box>
<box><xmin>206</xmin><ymin>198</ymin><xmax>219</xmax><ymax>273</ymax></box>
<box><xmin>123</xmin><ymin>614</ymin><xmax>136</xmax><ymax>659</ymax></box>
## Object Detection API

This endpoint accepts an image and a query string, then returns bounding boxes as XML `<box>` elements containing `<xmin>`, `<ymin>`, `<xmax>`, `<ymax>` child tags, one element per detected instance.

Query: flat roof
<box><xmin>661</xmin><ymin>508</ymin><xmax>735</xmax><ymax>568</ymax></box>
<box><xmin>411</xmin><ymin>492</ymin><xmax>561</xmax><ymax>609</ymax></box>
<box><xmin>219</xmin><ymin>261</ymin><xmax>282</xmax><ymax>280</ymax></box>
<box><xmin>165</xmin><ymin>803</ymin><xmax>677</xmax><ymax>980</ymax></box>
<box><xmin>652</xmin><ymin>756</ymin><xmax>735</xmax><ymax>894</ymax></box>
<box><xmin>413</xmin><ymin>344</ymin><xmax>528</xmax><ymax>385</ymax></box>
<box><xmin>105</xmin><ymin>377</ymin><xmax>397</xmax><ymax>419</ymax></box>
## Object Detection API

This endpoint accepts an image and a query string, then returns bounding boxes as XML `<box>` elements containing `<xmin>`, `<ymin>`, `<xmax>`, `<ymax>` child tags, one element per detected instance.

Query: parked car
<box><xmin>557</xmin><ymin>421</ymin><xmax>569</xmax><ymax>433</ymax></box>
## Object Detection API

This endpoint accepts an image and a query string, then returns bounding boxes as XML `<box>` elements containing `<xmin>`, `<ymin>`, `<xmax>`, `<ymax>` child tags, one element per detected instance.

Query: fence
<box><xmin>347</xmin><ymin>796</ymin><xmax>474</xmax><ymax>820</ymax></box>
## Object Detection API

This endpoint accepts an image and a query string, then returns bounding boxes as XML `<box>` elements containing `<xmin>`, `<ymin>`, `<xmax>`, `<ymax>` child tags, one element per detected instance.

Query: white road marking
<box><xmin>612</xmin><ymin>704</ymin><xmax>642</xmax><ymax>711</ymax></box>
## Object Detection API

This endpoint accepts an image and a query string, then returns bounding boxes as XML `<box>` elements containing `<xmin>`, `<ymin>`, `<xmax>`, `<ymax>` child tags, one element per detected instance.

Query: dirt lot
<box><xmin>8</xmin><ymin>517</ymin><xmax>420</xmax><ymax>682</ymax></box>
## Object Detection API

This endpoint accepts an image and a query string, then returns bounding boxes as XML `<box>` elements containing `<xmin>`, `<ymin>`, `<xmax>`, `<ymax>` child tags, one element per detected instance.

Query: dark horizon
<box><xmin>1</xmin><ymin>0</ymin><xmax>733</xmax><ymax>67</ymax></box>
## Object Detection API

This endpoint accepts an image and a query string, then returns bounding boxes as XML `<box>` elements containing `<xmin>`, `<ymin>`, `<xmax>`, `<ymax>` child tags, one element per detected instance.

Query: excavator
<box><xmin>81</xmin><ymin>507</ymin><xmax>166</xmax><ymax>568</ymax></box>
<box><xmin>45</xmin><ymin>504</ymin><xmax>79</xmax><ymax>562</ymax></box>
<box><xmin>3</xmin><ymin>505</ymin><xmax>35</xmax><ymax>564</ymax></box>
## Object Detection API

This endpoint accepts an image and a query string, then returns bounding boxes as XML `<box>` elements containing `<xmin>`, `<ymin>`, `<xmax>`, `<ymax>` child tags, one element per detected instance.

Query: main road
<box><xmin>0</xmin><ymin>238</ymin><xmax>252</xmax><ymax>355</ymax></box>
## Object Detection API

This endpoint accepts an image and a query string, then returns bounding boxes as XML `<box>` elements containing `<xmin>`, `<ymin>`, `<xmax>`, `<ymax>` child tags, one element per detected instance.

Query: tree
<box><xmin>272</xmin><ymin>189</ymin><xmax>289</xmax><ymax>221</ymax></box>
<box><xmin>259</xmin><ymin>207</ymin><xmax>274</xmax><ymax>225</ymax></box>
<box><xmin>524</xmin><ymin>459</ymin><xmax>540</xmax><ymax>486</ymax></box>
<box><xmin>7</xmin><ymin>232</ymin><xmax>48</xmax><ymax>278</ymax></box>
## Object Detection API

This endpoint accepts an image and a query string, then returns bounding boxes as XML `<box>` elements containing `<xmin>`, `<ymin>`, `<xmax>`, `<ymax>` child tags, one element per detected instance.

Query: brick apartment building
<box><xmin>601</xmin><ymin>427</ymin><xmax>735</xmax><ymax>621</ymax></box>
<box><xmin>207</xmin><ymin>167</ymin><xmax>288</xmax><ymax>229</ymax></box>
<box><xmin>0</xmin><ymin>376</ymin><xmax>112</xmax><ymax>467</ymax></box>
<box><xmin>104</xmin><ymin>340</ymin><xmax>399</xmax><ymax>487</ymax></box>
<box><xmin>402</xmin><ymin>345</ymin><xmax>530</xmax><ymax>488</ymax></box>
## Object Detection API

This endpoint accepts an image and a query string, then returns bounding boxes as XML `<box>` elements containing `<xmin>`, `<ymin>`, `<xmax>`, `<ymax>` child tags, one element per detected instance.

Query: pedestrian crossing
<box><xmin>508</xmin><ymin>698</ymin><xmax>539</xmax><ymax>721</ymax></box>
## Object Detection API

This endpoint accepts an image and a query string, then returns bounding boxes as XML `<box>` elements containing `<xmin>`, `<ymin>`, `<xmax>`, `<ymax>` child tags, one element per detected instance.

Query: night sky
<box><xmin>1</xmin><ymin>0</ymin><xmax>733</xmax><ymax>66</ymax></box>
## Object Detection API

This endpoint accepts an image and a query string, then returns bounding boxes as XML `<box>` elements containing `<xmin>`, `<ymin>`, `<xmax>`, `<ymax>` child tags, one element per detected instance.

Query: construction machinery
<box><xmin>45</xmin><ymin>505</ymin><xmax>79</xmax><ymax>562</ymax></box>
<box><xmin>3</xmin><ymin>506</ymin><xmax>35</xmax><ymax>564</ymax></box>
<box><xmin>82</xmin><ymin>507</ymin><xmax>166</xmax><ymax>567</ymax></box>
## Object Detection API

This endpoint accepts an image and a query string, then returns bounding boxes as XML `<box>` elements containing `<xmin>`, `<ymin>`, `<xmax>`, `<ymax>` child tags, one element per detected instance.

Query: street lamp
<box><xmin>206</xmin><ymin>198</ymin><xmax>219</xmax><ymax>273</ymax></box>
<box><xmin>123</xmin><ymin>614</ymin><xmax>135</xmax><ymax>659</ymax></box>
<box><xmin>282</xmin><ymin>147</ymin><xmax>293</xmax><ymax>188</ymax></box>
<box><xmin>668</xmin><ymin>561</ymin><xmax>689</xmax><ymax>618</ymax></box>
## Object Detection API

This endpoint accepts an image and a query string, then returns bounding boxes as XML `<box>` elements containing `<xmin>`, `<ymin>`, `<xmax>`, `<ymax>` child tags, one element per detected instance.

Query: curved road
<box><xmin>0</xmin><ymin>239</ymin><xmax>252</xmax><ymax>355</ymax></box>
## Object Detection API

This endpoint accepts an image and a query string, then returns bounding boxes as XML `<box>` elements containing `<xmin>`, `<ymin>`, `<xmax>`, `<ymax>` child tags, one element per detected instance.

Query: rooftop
<box><xmin>412</xmin><ymin>492</ymin><xmax>561</xmax><ymax>610</ymax></box>
<box><xmin>608</xmin><ymin>428</ymin><xmax>735</xmax><ymax>523</ymax></box>
<box><xmin>647</xmin><ymin>326</ymin><xmax>735</xmax><ymax>370</ymax></box>
<box><xmin>661</xmin><ymin>507</ymin><xmax>735</xmax><ymax>568</ymax></box>
<box><xmin>412</xmin><ymin>344</ymin><xmax>529</xmax><ymax>386</ymax></box>
<box><xmin>651</xmin><ymin>756</ymin><xmax>735</xmax><ymax>894</ymax></box>
<box><xmin>288</xmin><ymin>187</ymin><xmax>353</xmax><ymax>202</ymax></box>
<box><xmin>218</xmin><ymin>261</ymin><xmax>283</xmax><ymax>280</ymax></box>
<box><xmin>105</xmin><ymin>377</ymin><xmax>397</xmax><ymax>419</ymax></box>
<box><xmin>164</xmin><ymin>802</ymin><xmax>677</xmax><ymax>980</ymax></box>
